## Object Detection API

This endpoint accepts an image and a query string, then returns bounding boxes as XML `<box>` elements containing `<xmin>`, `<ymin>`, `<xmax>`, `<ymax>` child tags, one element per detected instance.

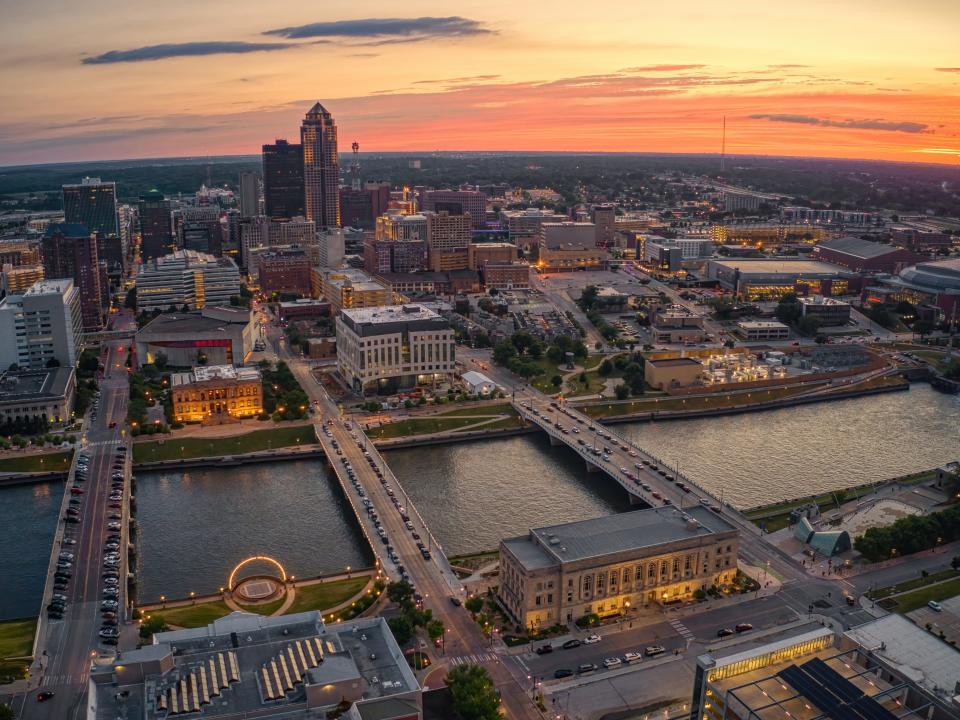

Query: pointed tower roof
<box><xmin>305</xmin><ymin>102</ymin><xmax>330</xmax><ymax>118</ymax></box>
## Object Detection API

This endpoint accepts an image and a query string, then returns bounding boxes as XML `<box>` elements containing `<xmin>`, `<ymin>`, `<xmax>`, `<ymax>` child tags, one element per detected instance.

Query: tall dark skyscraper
<box><xmin>300</xmin><ymin>103</ymin><xmax>340</xmax><ymax>229</ymax></box>
<box><xmin>41</xmin><ymin>223</ymin><xmax>105</xmax><ymax>331</ymax></box>
<box><xmin>138</xmin><ymin>189</ymin><xmax>174</xmax><ymax>260</ymax></box>
<box><xmin>62</xmin><ymin>177</ymin><xmax>119</xmax><ymax>236</ymax></box>
<box><xmin>262</xmin><ymin>139</ymin><xmax>305</xmax><ymax>221</ymax></box>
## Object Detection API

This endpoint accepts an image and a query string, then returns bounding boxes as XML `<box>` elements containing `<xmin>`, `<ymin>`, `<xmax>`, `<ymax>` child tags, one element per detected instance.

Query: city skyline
<box><xmin>2</xmin><ymin>1</ymin><xmax>960</xmax><ymax>167</ymax></box>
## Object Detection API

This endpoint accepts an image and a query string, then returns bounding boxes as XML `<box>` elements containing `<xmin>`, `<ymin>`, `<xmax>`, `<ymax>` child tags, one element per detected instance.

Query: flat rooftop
<box><xmin>712</xmin><ymin>259</ymin><xmax>847</xmax><ymax>276</ymax></box>
<box><xmin>23</xmin><ymin>278</ymin><xmax>73</xmax><ymax>296</ymax></box>
<box><xmin>138</xmin><ymin>313</ymin><xmax>249</xmax><ymax>336</ymax></box>
<box><xmin>507</xmin><ymin>506</ymin><xmax>737</xmax><ymax>569</ymax></box>
<box><xmin>171</xmin><ymin>365</ymin><xmax>260</xmax><ymax>387</ymax></box>
<box><xmin>738</xmin><ymin>320</ymin><xmax>789</xmax><ymax>329</ymax></box>
<box><xmin>0</xmin><ymin>367</ymin><xmax>74</xmax><ymax>402</ymax></box>
<box><xmin>817</xmin><ymin>236</ymin><xmax>906</xmax><ymax>259</ymax></box>
<box><xmin>647</xmin><ymin>357</ymin><xmax>702</xmax><ymax>367</ymax></box>
<box><xmin>341</xmin><ymin>304</ymin><xmax>441</xmax><ymax>324</ymax></box>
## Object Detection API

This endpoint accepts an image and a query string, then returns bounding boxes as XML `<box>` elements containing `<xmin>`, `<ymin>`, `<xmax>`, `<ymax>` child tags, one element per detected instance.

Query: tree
<box><xmin>912</xmin><ymin>320</ymin><xmax>934</xmax><ymax>339</ymax></box>
<box><xmin>797</xmin><ymin>315</ymin><xmax>822</xmax><ymax>337</ymax></box>
<box><xmin>510</xmin><ymin>331</ymin><xmax>535</xmax><ymax>355</ymax></box>
<box><xmin>614</xmin><ymin>383</ymin><xmax>630</xmax><ymax>400</ymax></box>
<box><xmin>579</xmin><ymin>285</ymin><xmax>599</xmax><ymax>310</ymax></box>
<box><xmin>775</xmin><ymin>294</ymin><xmax>802</xmax><ymax>325</ymax></box>
<box><xmin>426</xmin><ymin>619</ymin><xmax>445</xmax><ymax>642</ymax></box>
<box><xmin>387</xmin><ymin>616</ymin><xmax>413</xmax><ymax>646</ymax></box>
<box><xmin>124</xmin><ymin>286</ymin><xmax>137</xmax><ymax>310</ymax></box>
<box><xmin>45</xmin><ymin>357</ymin><xmax>61</xmax><ymax>368</ymax></box>
<box><xmin>598</xmin><ymin>359</ymin><xmax>613</xmax><ymax>376</ymax></box>
<box><xmin>387</xmin><ymin>580</ymin><xmax>414</xmax><ymax>608</ymax></box>
<box><xmin>951</xmin><ymin>556</ymin><xmax>960</xmax><ymax>571</ymax></box>
<box><xmin>0</xmin><ymin>704</ymin><xmax>16</xmax><ymax>720</ymax></box>
<box><xmin>492</xmin><ymin>341</ymin><xmax>517</xmax><ymax>366</ymax></box>
<box><xmin>154</xmin><ymin>351</ymin><xmax>168</xmax><ymax>371</ymax></box>
<box><xmin>447</xmin><ymin>664</ymin><xmax>502</xmax><ymax>720</ymax></box>
<box><xmin>550</xmin><ymin>375</ymin><xmax>563</xmax><ymax>388</ymax></box>
<box><xmin>464</xmin><ymin>595</ymin><xmax>484</xmax><ymax>616</ymax></box>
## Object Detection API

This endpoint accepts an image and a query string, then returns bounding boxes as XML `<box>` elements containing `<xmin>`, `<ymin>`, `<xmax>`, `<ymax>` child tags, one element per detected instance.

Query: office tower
<box><xmin>317</xmin><ymin>228</ymin><xmax>345</xmax><ymax>269</ymax></box>
<box><xmin>422</xmin><ymin>189</ymin><xmax>486</xmax><ymax>229</ymax></box>
<box><xmin>0</xmin><ymin>279</ymin><xmax>85</xmax><ymax>371</ymax></box>
<box><xmin>591</xmin><ymin>204</ymin><xmax>616</xmax><ymax>249</ymax></box>
<box><xmin>262</xmin><ymin>139</ymin><xmax>305</xmax><ymax>221</ymax></box>
<box><xmin>238</xmin><ymin>172</ymin><xmax>260</xmax><ymax>218</ymax></box>
<box><xmin>138</xmin><ymin>189</ymin><xmax>174</xmax><ymax>260</ymax></box>
<box><xmin>62</xmin><ymin>177</ymin><xmax>119</xmax><ymax>236</ymax></box>
<box><xmin>301</xmin><ymin>103</ymin><xmax>340</xmax><ymax>228</ymax></box>
<box><xmin>40</xmin><ymin>223</ymin><xmax>104</xmax><ymax>331</ymax></box>
<box><xmin>136</xmin><ymin>250</ymin><xmax>240</xmax><ymax>311</ymax></box>
<box><xmin>179</xmin><ymin>207</ymin><xmax>223</xmax><ymax>256</ymax></box>
<box><xmin>427</xmin><ymin>212</ymin><xmax>472</xmax><ymax>271</ymax></box>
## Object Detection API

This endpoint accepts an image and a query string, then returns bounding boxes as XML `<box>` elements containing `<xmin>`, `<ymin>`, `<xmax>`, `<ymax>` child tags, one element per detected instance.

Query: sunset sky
<box><xmin>2</xmin><ymin>0</ymin><xmax>959</xmax><ymax>166</ymax></box>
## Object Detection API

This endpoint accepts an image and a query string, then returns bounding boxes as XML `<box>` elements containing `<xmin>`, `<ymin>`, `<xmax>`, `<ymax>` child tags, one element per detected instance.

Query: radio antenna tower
<box><xmin>720</xmin><ymin>116</ymin><xmax>726</xmax><ymax>174</ymax></box>
<box><xmin>350</xmin><ymin>141</ymin><xmax>361</xmax><ymax>190</ymax></box>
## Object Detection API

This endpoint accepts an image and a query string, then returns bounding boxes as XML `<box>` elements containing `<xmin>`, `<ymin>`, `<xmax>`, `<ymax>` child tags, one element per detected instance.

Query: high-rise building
<box><xmin>62</xmin><ymin>177</ymin><xmax>119</xmax><ymax>237</ymax></box>
<box><xmin>0</xmin><ymin>279</ymin><xmax>84</xmax><ymax>371</ymax></box>
<box><xmin>238</xmin><ymin>172</ymin><xmax>260</xmax><ymax>218</ymax></box>
<box><xmin>427</xmin><ymin>211</ymin><xmax>472</xmax><ymax>271</ymax></box>
<box><xmin>591</xmin><ymin>204</ymin><xmax>616</xmax><ymax>249</ymax></box>
<box><xmin>179</xmin><ymin>207</ymin><xmax>223</xmax><ymax>256</ymax></box>
<box><xmin>301</xmin><ymin>103</ymin><xmax>340</xmax><ymax>228</ymax></box>
<box><xmin>262</xmin><ymin>140</ymin><xmax>305</xmax><ymax>221</ymax></box>
<box><xmin>138</xmin><ymin>189</ymin><xmax>174</xmax><ymax>260</ymax></box>
<box><xmin>317</xmin><ymin>228</ymin><xmax>345</xmax><ymax>269</ymax></box>
<box><xmin>136</xmin><ymin>250</ymin><xmax>240</xmax><ymax>312</ymax></box>
<box><xmin>40</xmin><ymin>223</ymin><xmax>104</xmax><ymax>331</ymax></box>
<box><xmin>422</xmin><ymin>189</ymin><xmax>486</xmax><ymax>229</ymax></box>
<box><xmin>363</xmin><ymin>238</ymin><xmax>428</xmax><ymax>275</ymax></box>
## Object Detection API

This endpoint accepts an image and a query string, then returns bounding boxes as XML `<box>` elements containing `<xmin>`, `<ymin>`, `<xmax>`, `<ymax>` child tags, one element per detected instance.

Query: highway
<box><xmin>22</xmin><ymin>323</ymin><xmax>133</xmax><ymax>720</ymax></box>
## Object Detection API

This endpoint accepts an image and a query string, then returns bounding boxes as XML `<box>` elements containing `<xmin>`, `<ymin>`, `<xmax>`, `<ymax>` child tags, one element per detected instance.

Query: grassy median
<box><xmin>0</xmin><ymin>617</ymin><xmax>36</xmax><ymax>682</ymax></box>
<box><xmin>132</xmin><ymin>425</ymin><xmax>317</xmax><ymax>463</ymax></box>
<box><xmin>888</xmin><ymin>577</ymin><xmax>960</xmax><ymax>613</ymax></box>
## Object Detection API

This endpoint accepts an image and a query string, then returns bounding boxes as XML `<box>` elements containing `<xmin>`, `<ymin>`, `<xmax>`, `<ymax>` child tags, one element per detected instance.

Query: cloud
<box><xmin>82</xmin><ymin>41</ymin><xmax>294</xmax><ymax>64</ymax></box>
<box><xmin>935</xmin><ymin>67</ymin><xmax>960</xmax><ymax>73</ymax></box>
<box><xmin>264</xmin><ymin>16</ymin><xmax>493</xmax><ymax>41</ymax></box>
<box><xmin>414</xmin><ymin>75</ymin><xmax>500</xmax><ymax>85</ymax></box>
<box><xmin>620</xmin><ymin>64</ymin><xmax>706</xmax><ymax>72</ymax></box>
<box><xmin>768</xmin><ymin>64</ymin><xmax>810</xmax><ymax>68</ymax></box>
<box><xmin>749</xmin><ymin>113</ymin><xmax>928</xmax><ymax>133</ymax></box>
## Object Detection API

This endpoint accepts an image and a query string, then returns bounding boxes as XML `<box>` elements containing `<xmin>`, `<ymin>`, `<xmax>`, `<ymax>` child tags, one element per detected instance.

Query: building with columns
<box><xmin>498</xmin><ymin>506</ymin><xmax>739</xmax><ymax>630</ymax></box>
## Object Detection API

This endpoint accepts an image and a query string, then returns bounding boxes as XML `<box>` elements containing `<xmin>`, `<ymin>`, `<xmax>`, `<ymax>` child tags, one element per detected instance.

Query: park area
<box><xmin>0</xmin><ymin>617</ymin><xmax>36</xmax><ymax>683</ymax></box>
<box><xmin>132</xmin><ymin>425</ymin><xmax>317</xmax><ymax>463</ymax></box>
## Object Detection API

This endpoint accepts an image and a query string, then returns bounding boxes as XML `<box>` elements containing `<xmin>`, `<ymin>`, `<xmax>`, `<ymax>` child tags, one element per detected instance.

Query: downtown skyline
<box><xmin>1</xmin><ymin>0</ymin><xmax>960</xmax><ymax>166</ymax></box>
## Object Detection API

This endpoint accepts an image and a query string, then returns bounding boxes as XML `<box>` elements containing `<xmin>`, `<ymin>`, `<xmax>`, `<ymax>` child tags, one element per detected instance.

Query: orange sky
<box><xmin>1</xmin><ymin>0</ymin><xmax>959</xmax><ymax>166</ymax></box>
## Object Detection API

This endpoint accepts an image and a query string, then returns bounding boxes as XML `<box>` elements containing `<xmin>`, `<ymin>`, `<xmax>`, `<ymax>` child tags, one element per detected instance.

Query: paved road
<box><xmin>23</xmin><ymin>332</ymin><xmax>132</xmax><ymax>720</ymax></box>
<box><xmin>272</xmin><ymin>327</ymin><xmax>543</xmax><ymax>720</ymax></box>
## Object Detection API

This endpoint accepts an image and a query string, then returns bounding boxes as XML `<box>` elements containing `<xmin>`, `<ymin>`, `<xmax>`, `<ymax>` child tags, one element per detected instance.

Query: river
<box><xmin>2</xmin><ymin>384</ymin><xmax>958</xmax><ymax>618</ymax></box>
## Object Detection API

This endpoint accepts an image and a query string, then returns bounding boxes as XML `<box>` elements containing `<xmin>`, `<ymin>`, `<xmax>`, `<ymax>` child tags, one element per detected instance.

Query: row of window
<box><xmin>174</xmin><ymin>385</ymin><xmax>259</xmax><ymax>402</ymax></box>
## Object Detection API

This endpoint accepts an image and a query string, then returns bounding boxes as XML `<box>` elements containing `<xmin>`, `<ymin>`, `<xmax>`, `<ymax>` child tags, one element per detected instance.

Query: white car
<box><xmin>584</xmin><ymin>634</ymin><xmax>601</xmax><ymax>645</ymax></box>
<box><xmin>928</xmin><ymin>600</ymin><xmax>943</xmax><ymax>612</ymax></box>
<box><xmin>623</xmin><ymin>652</ymin><xmax>643</xmax><ymax>664</ymax></box>
<box><xmin>602</xmin><ymin>657</ymin><xmax>622</xmax><ymax>669</ymax></box>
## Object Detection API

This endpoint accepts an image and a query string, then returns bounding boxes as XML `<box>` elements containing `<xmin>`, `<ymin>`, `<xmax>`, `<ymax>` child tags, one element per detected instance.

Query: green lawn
<box><xmin>133</xmin><ymin>425</ymin><xmax>317</xmax><ymax>463</ymax></box>
<box><xmin>285</xmin><ymin>577</ymin><xmax>369</xmax><ymax>616</ymax></box>
<box><xmin>889</xmin><ymin>576</ymin><xmax>960</xmax><ymax>613</ymax></box>
<box><xmin>367</xmin><ymin>416</ymin><xmax>491</xmax><ymax>440</ymax></box>
<box><xmin>436</xmin><ymin>403</ymin><xmax>515</xmax><ymax>417</ymax></box>
<box><xmin>870</xmin><ymin>570</ymin><xmax>960</xmax><ymax>600</ymax></box>
<box><xmin>579</xmin><ymin>384</ymin><xmax>817</xmax><ymax>418</ymax></box>
<box><xmin>150</xmin><ymin>601</ymin><xmax>233</xmax><ymax>628</ymax></box>
<box><xmin>0</xmin><ymin>617</ymin><xmax>35</xmax><ymax>682</ymax></box>
<box><xmin>0</xmin><ymin>450</ymin><xmax>73</xmax><ymax>473</ymax></box>
<box><xmin>456</xmin><ymin>415</ymin><xmax>524</xmax><ymax>432</ymax></box>
<box><xmin>238</xmin><ymin>597</ymin><xmax>287</xmax><ymax>616</ymax></box>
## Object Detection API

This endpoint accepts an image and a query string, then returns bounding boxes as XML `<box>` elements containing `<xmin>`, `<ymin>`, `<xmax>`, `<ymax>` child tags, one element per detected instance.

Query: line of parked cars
<box><xmin>100</xmin><ymin>444</ymin><xmax>127</xmax><ymax>646</ymax></box>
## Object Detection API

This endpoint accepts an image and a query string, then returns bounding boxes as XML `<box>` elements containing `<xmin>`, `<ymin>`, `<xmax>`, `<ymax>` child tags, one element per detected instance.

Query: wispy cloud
<box><xmin>620</xmin><ymin>64</ymin><xmax>706</xmax><ymax>72</ymax></box>
<box><xmin>82</xmin><ymin>41</ymin><xmax>294</xmax><ymax>65</ymax></box>
<box><xmin>935</xmin><ymin>67</ymin><xmax>960</xmax><ymax>73</ymax></box>
<box><xmin>263</xmin><ymin>16</ymin><xmax>493</xmax><ymax>42</ymax></box>
<box><xmin>749</xmin><ymin>113</ymin><xmax>928</xmax><ymax>133</ymax></box>
<box><xmin>414</xmin><ymin>75</ymin><xmax>500</xmax><ymax>85</ymax></box>
<box><xmin>768</xmin><ymin>64</ymin><xmax>810</xmax><ymax>69</ymax></box>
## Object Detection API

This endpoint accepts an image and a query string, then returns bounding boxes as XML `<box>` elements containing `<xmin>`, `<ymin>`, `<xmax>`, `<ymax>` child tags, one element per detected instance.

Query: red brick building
<box><xmin>258</xmin><ymin>248</ymin><xmax>312</xmax><ymax>297</ymax></box>
<box><xmin>812</xmin><ymin>236</ymin><xmax>922</xmax><ymax>275</ymax></box>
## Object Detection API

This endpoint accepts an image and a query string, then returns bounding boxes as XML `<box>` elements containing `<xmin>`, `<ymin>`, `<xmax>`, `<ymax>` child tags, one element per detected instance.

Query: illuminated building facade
<box><xmin>499</xmin><ymin>506</ymin><xmax>739</xmax><ymax>630</ymax></box>
<box><xmin>301</xmin><ymin>103</ymin><xmax>340</xmax><ymax>229</ymax></box>
<box><xmin>707</xmin><ymin>259</ymin><xmax>853</xmax><ymax>300</ymax></box>
<box><xmin>171</xmin><ymin>365</ymin><xmax>263</xmax><ymax>424</ymax></box>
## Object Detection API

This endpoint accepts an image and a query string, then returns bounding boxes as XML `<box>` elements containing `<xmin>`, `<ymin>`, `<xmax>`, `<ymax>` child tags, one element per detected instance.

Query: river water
<box><xmin>3</xmin><ymin>385</ymin><xmax>958</xmax><ymax>618</ymax></box>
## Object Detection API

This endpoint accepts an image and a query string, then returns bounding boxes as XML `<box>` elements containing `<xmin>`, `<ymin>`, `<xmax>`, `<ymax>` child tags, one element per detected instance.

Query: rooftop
<box><xmin>798</xmin><ymin>295</ymin><xmax>850</xmax><ymax>306</ymax></box>
<box><xmin>171</xmin><ymin>365</ymin><xmax>261</xmax><ymax>387</ymax></box>
<box><xmin>507</xmin><ymin>506</ymin><xmax>736</xmax><ymax>569</ymax></box>
<box><xmin>138</xmin><ymin>309</ymin><xmax>251</xmax><ymax>336</ymax></box>
<box><xmin>22</xmin><ymin>278</ymin><xmax>74</xmax><ymax>297</ymax></box>
<box><xmin>647</xmin><ymin>357</ymin><xmax>702</xmax><ymax>367</ymax></box>
<box><xmin>43</xmin><ymin>222</ymin><xmax>89</xmax><ymax>238</ymax></box>
<box><xmin>0</xmin><ymin>367</ymin><xmax>74</xmax><ymax>403</ymax></box>
<box><xmin>341</xmin><ymin>304</ymin><xmax>441</xmax><ymax>324</ymax></box>
<box><xmin>738</xmin><ymin>320</ymin><xmax>789</xmax><ymax>329</ymax></box>
<box><xmin>711</xmin><ymin>259</ymin><xmax>849</xmax><ymax>276</ymax></box>
<box><xmin>816</xmin><ymin>236</ymin><xmax>907</xmax><ymax>259</ymax></box>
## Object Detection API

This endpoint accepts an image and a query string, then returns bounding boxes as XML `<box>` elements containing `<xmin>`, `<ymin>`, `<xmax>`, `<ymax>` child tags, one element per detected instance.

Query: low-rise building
<box><xmin>644</xmin><ymin>356</ymin><xmax>704</xmax><ymax>390</ymax></box>
<box><xmin>0</xmin><ymin>278</ymin><xmax>85</xmax><ymax>371</ymax></box>
<box><xmin>277</xmin><ymin>298</ymin><xmax>332</xmax><ymax>323</ymax></box>
<box><xmin>693</xmin><ymin>616</ymin><xmax>960</xmax><ymax>720</ymax></box>
<box><xmin>89</xmin><ymin>612</ymin><xmax>422</xmax><ymax>720</ymax></box>
<box><xmin>483</xmin><ymin>262</ymin><xmax>530</xmax><ymax>290</ymax></box>
<box><xmin>0</xmin><ymin>367</ymin><xmax>76</xmax><ymax>428</ymax></box>
<box><xmin>500</xmin><ymin>208</ymin><xmax>568</xmax><ymax>246</ymax></box>
<box><xmin>305</xmin><ymin>337</ymin><xmax>336</xmax><ymax>359</ymax></box>
<box><xmin>811</xmin><ymin>236</ymin><xmax>921</xmax><ymax>275</ymax></box>
<box><xmin>798</xmin><ymin>296</ymin><xmax>851</xmax><ymax>326</ymax></box>
<box><xmin>1</xmin><ymin>263</ymin><xmax>44</xmax><ymax>294</ymax></box>
<box><xmin>321</xmin><ymin>269</ymin><xmax>393</xmax><ymax>315</ymax></box>
<box><xmin>737</xmin><ymin>320</ymin><xmax>790</xmax><ymax>341</ymax></box>
<box><xmin>336</xmin><ymin>304</ymin><xmax>455</xmax><ymax>395</ymax></box>
<box><xmin>257</xmin><ymin>247</ymin><xmax>312</xmax><ymax>297</ymax></box>
<box><xmin>461</xmin><ymin>370</ymin><xmax>496</xmax><ymax>396</ymax></box>
<box><xmin>136</xmin><ymin>306</ymin><xmax>256</xmax><ymax>367</ymax></box>
<box><xmin>468</xmin><ymin>242</ymin><xmax>517</xmax><ymax>271</ymax></box>
<box><xmin>651</xmin><ymin>305</ymin><xmax>706</xmax><ymax>344</ymax></box>
<box><xmin>707</xmin><ymin>259</ymin><xmax>854</xmax><ymax>300</ymax></box>
<box><xmin>170</xmin><ymin>364</ymin><xmax>263</xmax><ymax>424</ymax></box>
<box><xmin>499</xmin><ymin>506</ymin><xmax>739</xmax><ymax>629</ymax></box>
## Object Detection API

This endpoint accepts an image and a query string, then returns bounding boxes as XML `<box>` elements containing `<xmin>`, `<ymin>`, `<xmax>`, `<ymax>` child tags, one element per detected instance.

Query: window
<box><xmin>684</xmin><ymin>556</ymin><xmax>691</xmax><ymax>571</ymax></box>
<box><xmin>583</xmin><ymin>575</ymin><xmax>592</xmax><ymax>592</ymax></box>
<box><xmin>672</xmin><ymin>558</ymin><xmax>680</xmax><ymax>574</ymax></box>
<box><xmin>535</xmin><ymin>595</ymin><xmax>542</xmax><ymax>606</ymax></box>
<box><xmin>660</xmin><ymin>560</ymin><xmax>668</xmax><ymax>576</ymax></box>
<box><xmin>635</xmin><ymin>566</ymin><xmax>643</xmax><ymax>582</ymax></box>
<box><xmin>597</xmin><ymin>574</ymin><xmax>605</xmax><ymax>592</ymax></box>
<box><xmin>648</xmin><ymin>564</ymin><xmax>655</xmax><ymax>579</ymax></box>
<box><xmin>547</xmin><ymin>593</ymin><xmax>553</xmax><ymax>604</ymax></box>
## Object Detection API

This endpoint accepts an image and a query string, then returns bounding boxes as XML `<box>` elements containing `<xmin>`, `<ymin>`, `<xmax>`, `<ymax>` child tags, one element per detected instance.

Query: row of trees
<box><xmin>384</xmin><ymin>581</ymin><xmax>444</xmax><ymax>647</ymax></box>
<box><xmin>491</xmin><ymin>331</ymin><xmax>588</xmax><ymax>379</ymax></box>
<box><xmin>854</xmin><ymin>501</ymin><xmax>960</xmax><ymax>562</ymax></box>
<box><xmin>259</xmin><ymin>360</ymin><xmax>310</xmax><ymax>420</ymax></box>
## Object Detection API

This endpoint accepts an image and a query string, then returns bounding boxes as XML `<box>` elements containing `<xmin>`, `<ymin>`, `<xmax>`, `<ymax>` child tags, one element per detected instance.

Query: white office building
<box><xmin>136</xmin><ymin>250</ymin><xmax>240</xmax><ymax>311</ymax></box>
<box><xmin>0</xmin><ymin>279</ymin><xmax>84</xmax><ymax>371</ymax></box>
<box><xmin>336</xmin><ymin>304</ymin><xmax>455</xmax><ymax>394</ymax></box>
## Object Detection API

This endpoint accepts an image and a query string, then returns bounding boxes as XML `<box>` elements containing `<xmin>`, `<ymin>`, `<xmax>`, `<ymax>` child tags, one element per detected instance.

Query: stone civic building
<box><xmin>498</xmin><ymin>506</ymin><xmax>739</xmax><ymax>630</ymax></box>
<box><xmin>170</xmin><ymin>365</ymin><xmax>263</xmax><ymax>424</ymax></box>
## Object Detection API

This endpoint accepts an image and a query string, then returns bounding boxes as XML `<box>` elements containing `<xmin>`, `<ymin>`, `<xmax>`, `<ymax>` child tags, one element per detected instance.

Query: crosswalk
<box><xmin>669</xmin><ymin>619</ymin><xmax>694</xmax><ymax>641</ymax></box>
<box><xmin>40</xmin><ymin>672</ymin><xmax>86</xmax><ymax>686</ymax></box>
<box><xmin>449</xmin><ymin>652</ymin><xmax>497</xmax><ymax>666</ymax></box>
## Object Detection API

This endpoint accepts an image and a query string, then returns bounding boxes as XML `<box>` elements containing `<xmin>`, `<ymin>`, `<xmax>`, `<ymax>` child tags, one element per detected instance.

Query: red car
<box><xmin>37</xmin><ymin>691</ymin><xmax>55</xmax><ymax>702</ymax></box>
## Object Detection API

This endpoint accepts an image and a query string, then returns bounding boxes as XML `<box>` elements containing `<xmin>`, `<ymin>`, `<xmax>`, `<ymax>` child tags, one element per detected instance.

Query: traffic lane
<box><xmin>677</xmin><ymin>595</ymin><xmax>794</xmax><ymax>637</ymax></box>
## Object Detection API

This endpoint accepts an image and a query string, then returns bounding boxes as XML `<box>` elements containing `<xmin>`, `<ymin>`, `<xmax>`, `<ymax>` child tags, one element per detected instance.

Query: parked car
<box><xmin>735</xmin><ymin>623</ymin><xmax>753</xmax><ymax>633</ymax></box>
<box><xmin>644</xmin><ymin>645</ymin><xmax>665</xmax><ymax>657</ymax></box>
<box><xmin>577</xmin><ymin>663</ymin><xmax>597</xmax><ymax>674</ymax></box>
<box><xmin>584</xmin><ymin>634</ymin><xmax>601</xmax><ymax>644</ymax></box>
<box><xmin>562</xmin><ymin>639</ymin><xmax>581</xmax><ymax>650</ymax></box>
<box><xmin>553</xmin><ymin>668</ymin><xmax>573</xmax><ymax>679</ymax></box>
<box><xmin>928</xmin><ymin>600</ymin><xmax>943</xmax><ymax>612</ymax></box>
<box><xmin>717</xmin><ymin>628</ymin><xmax>734</xmax><ymax>638</ymax></box>
<box><xmin>534</xmin><ymin>644</ymin><xmax>553</xmax><ymax>655</ymax></box>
